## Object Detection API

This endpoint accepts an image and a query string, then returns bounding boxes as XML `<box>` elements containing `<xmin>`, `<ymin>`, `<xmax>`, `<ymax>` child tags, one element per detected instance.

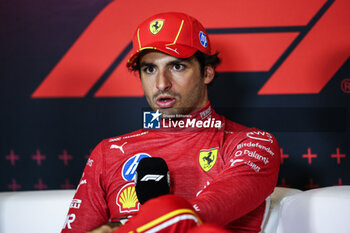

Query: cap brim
<box><xmin>127</xmin><ymin>42</ymin><xmax>197</xmax><ymax>68</ymax></box>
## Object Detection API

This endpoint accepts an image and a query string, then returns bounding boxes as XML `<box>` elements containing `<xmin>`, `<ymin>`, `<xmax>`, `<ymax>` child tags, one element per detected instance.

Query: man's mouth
<box><xmin>156</xmin><ymin>96</ymin><xmax>176</xmax><ymax>108</ymax></box>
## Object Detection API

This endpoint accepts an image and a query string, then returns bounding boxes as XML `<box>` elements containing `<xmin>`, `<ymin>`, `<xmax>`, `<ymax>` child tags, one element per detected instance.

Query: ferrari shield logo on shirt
<box><xmin>199</xmin><ymin>148</ymin><xmax>218</xmax><ymax>172</ymax></box>
<box><xmin>122</xmin><ymin>153</ymin><xmax>151</xmax><ymax>181</ymax></box>
<box><xmin>149</xmin><ymin>19</ymin><xmax>164</xmax><ymax>35</ymax></box>
<box><xmin>116</xmin><ymin>183</ymin><xmax>140</xmax><ymax>213</ymax></box>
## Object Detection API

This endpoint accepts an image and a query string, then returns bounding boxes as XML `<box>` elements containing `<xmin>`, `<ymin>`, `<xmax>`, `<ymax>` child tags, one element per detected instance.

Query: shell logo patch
<box><xmin>199</xmin><ymin>148</ymin><xmax>218</xmax><ymax>172</ymax></box>
<box><xmin>149</xmin><ymin>19</ymin><xmax>164</xmax><ymax>35</ymax></box>
<box><xmin>116</xmin><ymin>183</ymin><xmax>140</xmax><ymax>213</ymax></box>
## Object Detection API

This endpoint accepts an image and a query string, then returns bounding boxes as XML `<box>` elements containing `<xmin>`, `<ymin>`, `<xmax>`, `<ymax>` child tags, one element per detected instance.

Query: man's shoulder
<box><xmin>222</xmin><ymin>117</ymin><xmax>253</xmax><ymax>138</ymax></box>
<box><xmin>222</xmin><ymin>118</ymin><xmax>278</xmax><ymax>146</ymax></box>
<box><xmin>95</xmin><ymin>129</ymin><xmax>150</xmax><ymax>151</ymax></box>
<box><xmin>106</xmin><ymin>129</ymin><xmax>150</xmax><ymax>143</ymax></box>
<box><xmin>223</xmin><ymin>118</ymin><xmax>249</xmax><ymax>132</ymax></box>
<box><xmin>221</xmin><ymin>121</ymin><xmax>280</xmax><ymax>160</ymax></box>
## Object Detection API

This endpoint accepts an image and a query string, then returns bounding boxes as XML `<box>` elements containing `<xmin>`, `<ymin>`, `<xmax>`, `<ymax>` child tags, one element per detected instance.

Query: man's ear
<box><xmin>203</xmin><ymin>65</ymin><xmax>215</xmax><ymax>85</ymax></box>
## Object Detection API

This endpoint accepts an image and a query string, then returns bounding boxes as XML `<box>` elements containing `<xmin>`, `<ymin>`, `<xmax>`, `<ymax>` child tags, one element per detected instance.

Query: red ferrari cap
<box><xmin>127</xmin><ymin>12</ymin><xmax>212</xmax><ymax>67</ymax></box>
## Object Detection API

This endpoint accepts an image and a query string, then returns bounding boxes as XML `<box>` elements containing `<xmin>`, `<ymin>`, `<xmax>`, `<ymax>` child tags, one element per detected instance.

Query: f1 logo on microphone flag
<box><xmin>143</xmin><ymin>110</ymin><xmax>161</xmax><ymax>129</ymax></box>
<box><xmin>140</xmin><ymin>174</ymin><xmax>164</xmax><ymax>182</ymax></box>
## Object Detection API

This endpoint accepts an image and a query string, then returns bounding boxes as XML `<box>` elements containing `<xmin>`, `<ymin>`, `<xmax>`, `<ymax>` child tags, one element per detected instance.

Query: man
<box><xmin>61</xmin><ymin>12</ymin><xmax>280</xmax><ymax>233</ymax></box>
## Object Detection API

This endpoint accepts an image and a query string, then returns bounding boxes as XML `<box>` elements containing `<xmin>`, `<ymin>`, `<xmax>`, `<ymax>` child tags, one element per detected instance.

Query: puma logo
<box><xmin>110</xmin><ymin>142</ymin><xmax>127</xmax><ymax>154</ymax></box>
<box><xmin>165</xmin><ymin>46</ymin><xmax>179</xmax><ymax>54</ymax></box>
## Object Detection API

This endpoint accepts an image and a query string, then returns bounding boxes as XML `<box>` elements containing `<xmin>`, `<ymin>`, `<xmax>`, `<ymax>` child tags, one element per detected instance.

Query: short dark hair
<box><xmin>193</xmin><ymin>51</ymin><xmax>221</xmax><ymax>79</ymax></box>
<box><xmin>129</xmin><ymin>51</ymin><xmax>221</xmax><ymax>79</ymax></box>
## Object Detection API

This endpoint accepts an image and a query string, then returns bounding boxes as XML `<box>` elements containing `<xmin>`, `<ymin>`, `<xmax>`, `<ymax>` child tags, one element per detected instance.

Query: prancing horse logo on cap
<box><xmin>149</xmin><ymin>19</ymin><xmax>164</xmax><ymax>35</ymax></box>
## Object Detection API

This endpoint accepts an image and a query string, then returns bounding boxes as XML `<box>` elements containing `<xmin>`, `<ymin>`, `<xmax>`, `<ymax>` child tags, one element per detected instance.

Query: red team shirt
<box><xmin>62</xmin><ymin>103</ymin><xmax>280</xmax><ymax>233</ymax></box>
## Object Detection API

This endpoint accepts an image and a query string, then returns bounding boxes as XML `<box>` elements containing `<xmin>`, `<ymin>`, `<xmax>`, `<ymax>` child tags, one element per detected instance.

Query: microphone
<box><xmin>135</xmin><ymin>157</ymin><xmax>170</xmax><ymax>204</ymax></box>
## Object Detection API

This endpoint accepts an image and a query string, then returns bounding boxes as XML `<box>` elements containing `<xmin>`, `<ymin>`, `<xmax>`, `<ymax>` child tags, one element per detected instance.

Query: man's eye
<box><xmin>144</xmin><ymin>66</ymin><xmax>155</xmax><ymax>74</ymax></box>
<box><xmin>173</xmin><ymin>64</ymin><xmax>185</xmax><ymax>71</ymax></box>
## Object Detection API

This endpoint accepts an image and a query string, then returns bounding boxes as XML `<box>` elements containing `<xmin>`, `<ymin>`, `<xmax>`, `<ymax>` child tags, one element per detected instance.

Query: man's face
<box><xmin>139</xmin><ymin>51</ymin><xmax>214</xmax><ymax>117</ymax></box>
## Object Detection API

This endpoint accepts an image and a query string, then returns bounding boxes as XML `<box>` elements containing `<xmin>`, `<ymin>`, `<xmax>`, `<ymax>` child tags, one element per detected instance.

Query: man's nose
<box><xmin>156</xmin><ymin>70</ymin><xmax>172</xmax><ymax>91</ymax></box>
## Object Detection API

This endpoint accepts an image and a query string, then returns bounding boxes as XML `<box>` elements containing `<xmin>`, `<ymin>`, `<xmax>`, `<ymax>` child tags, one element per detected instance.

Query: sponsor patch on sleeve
<box><xmin>116</xmin><ymin>183</ymin><xmax>140</xmax><ymax>213</ymax></box>
<box><xmin>246</xmin><ymin>131</ymin><xmax>273</xmax><ymax>143</ymax></box>
<box><xmin>122</xmin><ymin>153</ymin><xmax>151</xmax><ymax>181</ymax></box>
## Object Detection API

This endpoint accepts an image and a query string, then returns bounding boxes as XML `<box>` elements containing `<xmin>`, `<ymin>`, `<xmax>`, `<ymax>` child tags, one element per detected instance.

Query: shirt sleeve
<box><xmin>188</xmin><ymin>130</ymin><xmax>280</xmax><ymax>226</ymax></box>
<box><xmin>61</xmin><ymin>141</ymin><xmax>109</xmax><ymax>233</ymax></box>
